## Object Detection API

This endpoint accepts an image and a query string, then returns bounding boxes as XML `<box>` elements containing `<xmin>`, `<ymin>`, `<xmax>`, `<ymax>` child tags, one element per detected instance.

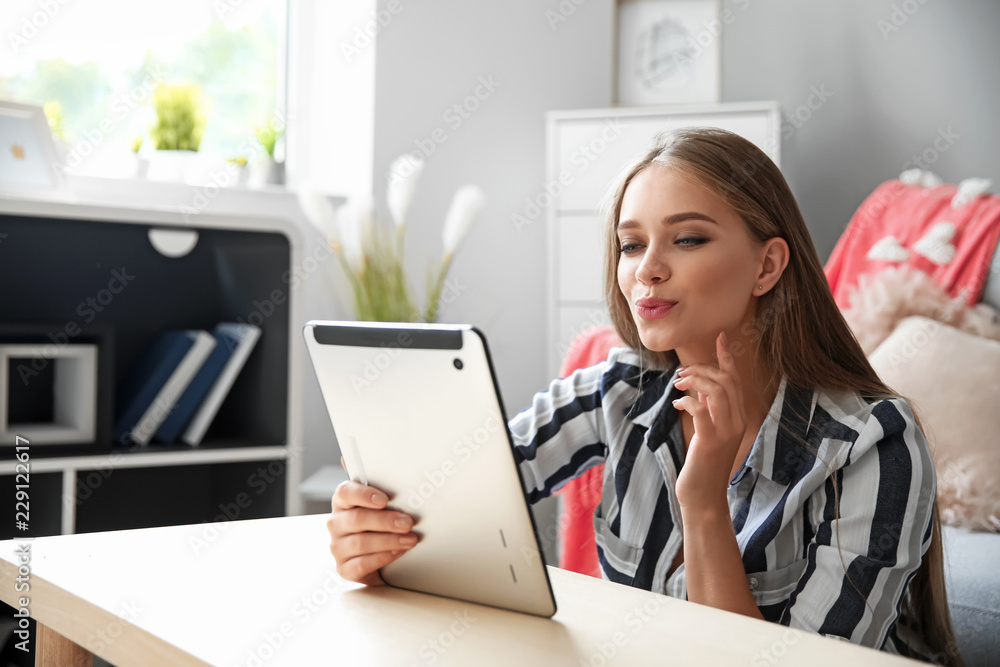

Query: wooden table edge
<box><xmin>0</xmin><ymin>556</ymin><xmax>211</xmax><ymax>666</ymax></box>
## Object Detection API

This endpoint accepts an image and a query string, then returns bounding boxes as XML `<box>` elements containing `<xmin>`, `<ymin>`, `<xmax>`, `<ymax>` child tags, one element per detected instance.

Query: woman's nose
<box><xmin>635</xmin><ymin>249</ymin><xmax>667</xmax><ymax>285</ymax></box>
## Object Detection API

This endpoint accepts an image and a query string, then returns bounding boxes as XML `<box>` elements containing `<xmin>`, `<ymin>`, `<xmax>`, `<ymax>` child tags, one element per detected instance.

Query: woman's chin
<box><xmin>635</xmin><ymin>329</ymin><xmax>674</xmax><ymax>353</ymax></box>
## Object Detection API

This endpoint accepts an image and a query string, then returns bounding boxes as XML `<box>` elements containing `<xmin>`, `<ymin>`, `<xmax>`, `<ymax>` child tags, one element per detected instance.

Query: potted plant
<box><xmin>43</xmin><ymin>100</ymin><xmax>70</xmax><ymax>162</ymax></box>
<box><xmin>146</xmin><ymin>82</ymin><xmax>207</xmax><ymax>182</ymax></box>
<box><xmin>227</xmin><ymin>155</ymin><xmax>250</xmax><ymax>186</ymax></box>
<box><xmin>297</xmin><ymin>155</ymin><xmax>486</xmax><ymax>323</ymax></box>
<box><xmin>256</xmin><ymin>123</ymin><xmax>284</xmax><ymax>185</ymax></box>
<box><xmin>131</xmin><ymin>136</ymin><xmax>149</xmax><ymax>178</ymax></box>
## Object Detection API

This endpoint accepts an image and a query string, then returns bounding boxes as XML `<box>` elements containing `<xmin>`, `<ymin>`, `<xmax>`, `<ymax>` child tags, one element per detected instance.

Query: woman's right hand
<box><xmin>327</xmin><ymin>479</ymin><xmax>419</xmax><ymax>586</ymax></box>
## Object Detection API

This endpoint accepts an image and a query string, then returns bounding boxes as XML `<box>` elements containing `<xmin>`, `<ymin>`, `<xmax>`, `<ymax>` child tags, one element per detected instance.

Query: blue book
<box><xmin>113</xmin><ymin>330</ymin><xmax>217</xmax><ymax>446</ymax></box>
<box><xmin>180</xmin><ymin>323</ymin><xmax>261</xmax><ymax>446</ymax></box>
<box><xmin>154</xmin><ymin>326</ymin><xmax>243</xmax><ymax>444</ymax></box>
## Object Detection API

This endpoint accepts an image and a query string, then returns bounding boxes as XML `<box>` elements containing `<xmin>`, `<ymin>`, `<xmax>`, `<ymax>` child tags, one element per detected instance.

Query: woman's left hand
<box><xmin>672</xmin><ymin>331</ymin><xmax>748</xmax><ymax>513</ymax></box>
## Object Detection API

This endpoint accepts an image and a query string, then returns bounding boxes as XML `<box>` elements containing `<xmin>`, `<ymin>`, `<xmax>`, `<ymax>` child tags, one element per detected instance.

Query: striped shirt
<box><xmin>509</xmin><ymin>347</ymin><xmax>936</xmax><ymax>660</ymax></box>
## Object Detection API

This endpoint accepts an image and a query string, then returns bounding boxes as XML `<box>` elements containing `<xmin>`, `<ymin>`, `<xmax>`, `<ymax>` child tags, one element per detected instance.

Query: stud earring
<box><xmin>757</xmin><ymin>285</ymin><xmax>763</xmax><ymax>290</ymax></box>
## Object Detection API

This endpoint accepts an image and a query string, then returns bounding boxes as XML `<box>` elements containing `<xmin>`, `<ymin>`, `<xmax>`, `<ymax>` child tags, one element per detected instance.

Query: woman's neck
<box><xmin>674</xmin><ymin>328</ymin><xmax>779</xmax><ymax>441</ymax></box>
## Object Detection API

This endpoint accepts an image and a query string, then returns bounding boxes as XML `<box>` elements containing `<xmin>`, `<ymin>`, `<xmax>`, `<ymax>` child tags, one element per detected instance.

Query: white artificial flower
<box><xmin>441</xmin><ymin>185</ymin><xmax>486</xmax><ymax>259</ymax></box>
<box><xmin>296</xmin><ymin>182</ymin><xmax>340</xmax><ymax>243</ymax></box>
<box><xmin>386</xmin><ymin>154</ymin><xmax>425</xmax><ymax>230</ymax></box>
<box><xmin>337</xmin><ymin>195</ymin><xmax>374</xmax><ymax>273</ymax></box>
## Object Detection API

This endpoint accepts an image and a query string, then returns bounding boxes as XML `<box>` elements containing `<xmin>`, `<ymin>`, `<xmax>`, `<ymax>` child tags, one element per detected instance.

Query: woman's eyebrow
<box><xmin>617</xmin><ymin>212</ymin><xmax>719</xmax><ymax>231</ymax></box>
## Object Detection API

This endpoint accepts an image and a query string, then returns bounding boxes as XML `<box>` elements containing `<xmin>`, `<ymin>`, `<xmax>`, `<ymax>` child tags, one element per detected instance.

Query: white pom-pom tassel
<box><xmin>951</xmin><ymin>177</ymin><xmax>992</xmax><ymax>208</ymax></box>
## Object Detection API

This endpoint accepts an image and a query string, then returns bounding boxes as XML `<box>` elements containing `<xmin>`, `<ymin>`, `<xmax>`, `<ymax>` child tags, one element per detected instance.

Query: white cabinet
<box><xmin>545</xmin><ymin>102</ymin><xmax>781</xmax><ymax>377</ymax></box>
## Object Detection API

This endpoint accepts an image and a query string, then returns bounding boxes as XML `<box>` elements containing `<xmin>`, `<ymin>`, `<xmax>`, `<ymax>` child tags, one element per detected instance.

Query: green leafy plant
<box><xmin>130</xmin><ymin>136</ymin><xmax>144</xmax><ymax>154</ymax></box>
<box><xmin>227</xmin><ymin>155</ymin><xmax>248</xmax><ymax>166</ymax></box>
<box><xmin>256</xmin><ymin>123</ymin><xmax>283</xmax><ymax>158</ymax></box>
<box><xmin>43</xmin><ymin>101</ymin><xmax>68</xmax><ymax>141</ymax></box>
<box><xmin>149</xmin><ymin>82</ymin><xmax>207</xmax><ymax>151</ymax></box>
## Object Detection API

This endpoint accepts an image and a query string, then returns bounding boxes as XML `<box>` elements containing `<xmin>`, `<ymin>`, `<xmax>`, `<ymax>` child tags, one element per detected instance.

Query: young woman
<box><xmin>327</xmin><ymin>128</ymin><xmax>962</xmax><ymax>663</ymax></box>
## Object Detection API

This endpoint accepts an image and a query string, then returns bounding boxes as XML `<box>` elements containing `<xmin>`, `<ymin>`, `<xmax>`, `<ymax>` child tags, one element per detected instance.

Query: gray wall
<box><xmin>721</xmin><ymin>0</ymin><xmax>1000</xmax><ymax>260</ymax></box>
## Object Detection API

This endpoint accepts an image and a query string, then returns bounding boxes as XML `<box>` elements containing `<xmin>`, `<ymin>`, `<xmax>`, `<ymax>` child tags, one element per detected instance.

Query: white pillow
<box><xmin>869</xmin><ymin>316</ymin><xmax>1000</xmax><ymax>531</ymax></box>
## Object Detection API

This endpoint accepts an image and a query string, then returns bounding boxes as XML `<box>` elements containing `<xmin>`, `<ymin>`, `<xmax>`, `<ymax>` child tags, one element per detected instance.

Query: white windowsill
<box><xmin>0</xmin><ymin>173</ymin><xmax>345</xmax><ymax>226</ymax></box>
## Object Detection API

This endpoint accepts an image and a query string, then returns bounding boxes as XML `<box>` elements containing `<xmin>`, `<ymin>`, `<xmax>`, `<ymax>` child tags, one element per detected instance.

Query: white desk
<box><xmin>0</xmin><ymin>514</ymin><xmax>920</xmax><ymax>666</ymax></box>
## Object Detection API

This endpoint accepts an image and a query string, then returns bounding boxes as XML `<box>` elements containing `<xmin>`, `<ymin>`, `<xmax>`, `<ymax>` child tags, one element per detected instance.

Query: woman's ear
<box><xmin>756</xmin><ymin>237</ymin><xmax>790</xmax><ymax>293</ymax></box>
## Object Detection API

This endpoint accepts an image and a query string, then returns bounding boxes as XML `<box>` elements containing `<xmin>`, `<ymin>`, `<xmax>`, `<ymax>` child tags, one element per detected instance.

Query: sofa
<box><xmin>830</xmin><ymin>176</ymin><xmax>1000</xmax><ymax>666</ymax></box>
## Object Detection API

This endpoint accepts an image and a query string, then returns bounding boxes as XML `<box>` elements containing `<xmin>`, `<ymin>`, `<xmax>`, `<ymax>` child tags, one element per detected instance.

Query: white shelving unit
<box><xmin>0</xmin><ymin>194</ymin><xmax>305</xmax><ymax>537</ymax></box>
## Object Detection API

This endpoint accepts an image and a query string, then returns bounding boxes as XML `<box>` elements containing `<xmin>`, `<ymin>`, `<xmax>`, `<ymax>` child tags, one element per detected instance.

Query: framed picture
<box><xmin>0</xmin><ymin>98</ymin><xmax>71</xmax><ymax>199</ymax></box>
<box><xmin>616</xmin><ymin>0</ymin><xmax>722</xmax><ymax>106</ymax></box>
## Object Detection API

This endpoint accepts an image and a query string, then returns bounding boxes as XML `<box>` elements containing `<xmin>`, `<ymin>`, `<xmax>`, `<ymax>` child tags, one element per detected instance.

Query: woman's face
<box><xmin>616</xmin><ymin>164</ymin><xmax>763</xmax><ymax>355</ymax></box>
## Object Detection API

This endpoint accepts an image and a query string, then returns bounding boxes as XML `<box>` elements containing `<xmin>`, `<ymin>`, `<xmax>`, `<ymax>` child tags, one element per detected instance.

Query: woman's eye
<box><xmin>619</xmin><ymin>242</ymin><xmax>643</xmax><ymax>256</ymax></box>
<box><xmin>676</xmin><ymin>237</ymin><xmax>707</xmax><ymax>247</ymax></box>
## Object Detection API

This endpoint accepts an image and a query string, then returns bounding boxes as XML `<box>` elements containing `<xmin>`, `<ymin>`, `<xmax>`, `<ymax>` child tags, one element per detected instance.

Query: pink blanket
<box><xmin>825</xmin><ymin>179</ymin><xmax>1000</xmax><ymax>308</ymax></box>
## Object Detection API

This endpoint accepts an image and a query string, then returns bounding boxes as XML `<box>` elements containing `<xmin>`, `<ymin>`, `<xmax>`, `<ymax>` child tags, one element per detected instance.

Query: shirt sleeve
<box><xmin>779</xmin><ymin>397</ymin><xmax>936</xmax><ymax>650</ymax></box>
<box><xmin>507</xmin><ymin>361</ymin><xmax>609</xmax><ymax>504</ymax></box>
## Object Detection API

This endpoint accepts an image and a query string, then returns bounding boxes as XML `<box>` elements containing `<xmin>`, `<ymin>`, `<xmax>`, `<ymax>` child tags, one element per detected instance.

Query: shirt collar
<box><xmin>737</xmin><ymin>376</ymin><xmax>818</xmax><ymax>486</ymax></box>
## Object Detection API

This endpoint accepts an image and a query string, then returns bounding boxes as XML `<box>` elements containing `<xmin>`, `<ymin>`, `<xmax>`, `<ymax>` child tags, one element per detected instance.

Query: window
<box><xmin>1</xmin><ymin>0</ymin><xmax>287</xmax><ymax>177</ymax></box>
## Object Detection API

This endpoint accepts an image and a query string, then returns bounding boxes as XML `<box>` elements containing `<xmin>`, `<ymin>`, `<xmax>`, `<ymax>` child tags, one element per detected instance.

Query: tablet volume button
<box><xmin>499</xmin><ymin>529</ymin><xmax>507</xmax><ymax>548</ymax></box>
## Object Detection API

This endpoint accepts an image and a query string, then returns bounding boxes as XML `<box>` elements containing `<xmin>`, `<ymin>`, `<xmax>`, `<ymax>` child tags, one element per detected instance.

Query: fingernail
<box><xmin>372</xmin><ymin>492</ymin><xmax>388</xmax><ymax>505</ymax></box>
<box><xmin>672</xmin><ymin>376</ymin><xmax>684</xmax><ymax>384</ymax></box>
<box><xmin>399</xmin><ymin>535</ymin><xmax>417</xmax><ymax>547</ymax></box>
<box><xmin>395</xmin><ymin>516</ymin><xmax>412</xmax><ymax>529</ymax></box>
<box><xmin>721</xmin><ymin>331</ymin><xmax>729</xmax><ymax>345</ymax></box>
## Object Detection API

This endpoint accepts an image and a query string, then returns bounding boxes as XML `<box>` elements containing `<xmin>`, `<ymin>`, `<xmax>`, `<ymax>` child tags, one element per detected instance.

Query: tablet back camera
<box><xmin>453</xmin><ymin>358</ymin><xmax>463</xmax><ymax>370</ymax></box>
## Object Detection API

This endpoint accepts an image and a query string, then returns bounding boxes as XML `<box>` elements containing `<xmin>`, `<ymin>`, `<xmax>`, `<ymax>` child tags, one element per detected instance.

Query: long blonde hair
<box><xmin>602</xmin><ymin>127</ymin><xmax>961</xmax><ymax>663</ymax></box>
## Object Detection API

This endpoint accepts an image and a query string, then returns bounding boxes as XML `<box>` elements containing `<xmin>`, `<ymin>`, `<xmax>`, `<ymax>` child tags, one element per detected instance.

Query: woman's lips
<box><xmin>635</xmin><ymin>298</ymin><xmax>677</xmax><ymax>320</ymax></box>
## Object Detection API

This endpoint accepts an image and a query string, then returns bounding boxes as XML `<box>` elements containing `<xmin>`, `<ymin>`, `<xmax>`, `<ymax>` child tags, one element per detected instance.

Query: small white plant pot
<box><xmin>147</xmin><ymin>149</ymin><xmax>197</xmax><ymax>182</ymax></box>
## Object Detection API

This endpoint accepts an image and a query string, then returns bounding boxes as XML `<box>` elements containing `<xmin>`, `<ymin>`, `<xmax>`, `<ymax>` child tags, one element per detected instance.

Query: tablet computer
<box><xmin>303</xmin><ymin>320</ymin><xmax>557</xmax><ymax>617</ymax></box>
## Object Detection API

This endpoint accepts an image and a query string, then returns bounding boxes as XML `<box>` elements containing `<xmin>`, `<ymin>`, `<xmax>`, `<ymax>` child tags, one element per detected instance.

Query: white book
<box><xmin>181</xmin><ymin>323</ymin><xmax>262</xmax><ymax>446</ymax></box>
<box><xmin>130</xmin><ymin>331</ymin><xmax>217</xmax><ymax>446</ymax></box>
